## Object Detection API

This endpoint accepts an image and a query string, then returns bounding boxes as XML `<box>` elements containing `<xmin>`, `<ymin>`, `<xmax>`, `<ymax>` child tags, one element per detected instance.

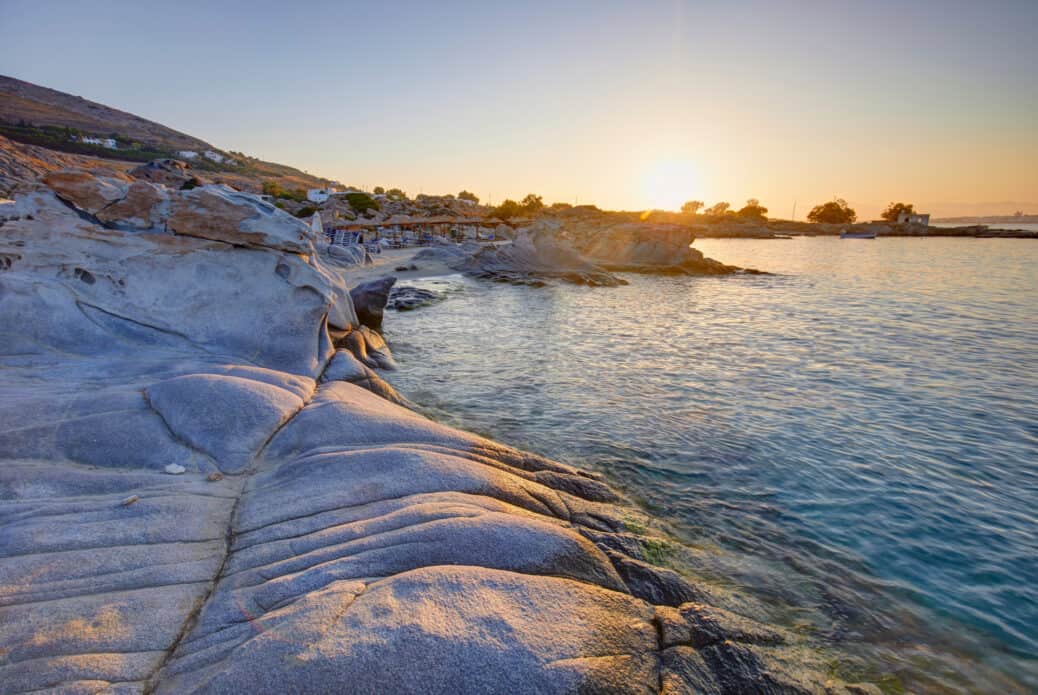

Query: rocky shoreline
<box><xmin>0</xmin><ymin>171</ymin><xmax>876</xmax><ymax>693</ymax></box>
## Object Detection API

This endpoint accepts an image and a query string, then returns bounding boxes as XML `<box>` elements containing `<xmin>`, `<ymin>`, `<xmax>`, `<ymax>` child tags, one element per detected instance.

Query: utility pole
<box><xmin>791</xmin><ymin>200</ymin><xmax>797</xmax><ymax>221</ymax></box>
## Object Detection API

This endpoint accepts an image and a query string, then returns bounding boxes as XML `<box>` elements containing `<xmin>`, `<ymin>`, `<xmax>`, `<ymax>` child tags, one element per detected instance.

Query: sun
<box><xmin>641</xmin><ymin>159</ymin><xmax>702</xmax><ymax>211</ymax></box>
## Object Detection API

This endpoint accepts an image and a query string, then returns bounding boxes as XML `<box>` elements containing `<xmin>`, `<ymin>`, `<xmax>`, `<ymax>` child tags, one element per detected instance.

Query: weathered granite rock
<box><xmin>350</xmin><ymin>274</ymin><xmax>397</xmax><ymax>331</ymax></box>
<box><xmin>0</xmin><ymin>170</ymin><xmax>867</xmax><ymax>694</ymax></box>
<box><xmin>321</xmin><ymin>348</ymin><xmax>410</xmax><ymax>407</ymax></box>
<box><xmin>580</xmin><ymin>223</ymin><xmax>755</xmax><ymax>274</ymax></box>
<box><xmin>168</xmin><ymin>185</ymin><xmax>313</xmax><ymax>252</ymax></box>
<box><xmin>451</xmin><ymin>228</ymin><xmax>625</xmax><ymax>286</ymax></box>
<box><xmin>42</xmin><ymin>169</ymin><xmax>129</xmax><ymax>214</ymax></box>
<box><xmin>128</xmin><ymin>158</ymin><xmax>197</xmax><ymax>189</ymax></box>
<box><xmin>95</xmin><ymin>180</ymin><xmax>170</xmax><ymax>231</ymax></box>
<box><xmin>511</xmin><ymin>211</ymin><xmax>760</xmax><ymax>274</ymax></box>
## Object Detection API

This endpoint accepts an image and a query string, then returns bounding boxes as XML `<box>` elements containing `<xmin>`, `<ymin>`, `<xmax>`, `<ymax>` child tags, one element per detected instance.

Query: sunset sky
<box><xmin>2</xmin><ymin>0</ymin><xmax>1035</xmax><ymax>218</ymax></box>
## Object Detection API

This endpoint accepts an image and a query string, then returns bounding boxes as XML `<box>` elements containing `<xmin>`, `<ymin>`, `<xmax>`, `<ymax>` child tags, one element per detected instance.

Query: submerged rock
<box><xmin>388</xmin><ymin>285</ymin><xmax>441</xmax><ymax>311</ymax></box>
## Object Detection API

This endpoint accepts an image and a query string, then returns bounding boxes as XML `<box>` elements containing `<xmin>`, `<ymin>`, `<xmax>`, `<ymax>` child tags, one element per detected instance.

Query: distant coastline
<box><xmin>933</xmin><ymin>214</ymin><xmax>1038</xmax><ymax>225</ymax></box>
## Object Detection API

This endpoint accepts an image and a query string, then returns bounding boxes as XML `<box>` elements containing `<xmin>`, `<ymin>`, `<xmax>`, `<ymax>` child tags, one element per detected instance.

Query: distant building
<box><xmin>897</xmin><ymin>211</ymin><xmax>930</xmax><ymax>226</ymax></box>
<box><xmin>307</xmin><ymin>187</ymin><xmax>338</xmax><ymax>203</ymax></box>
<box><xmin>203</xmin><ymin>150</ymin><xmax>224</xmax><ymax>163</ymax></box>
<box><xmin>81</xmin><ymin>136</ymin><xmax>117</xmax><ymax>149</ymax></box>
<box><xmin>177</xmin><ymin>150</ymin><xmax>199</xmax><ymax>160</ymax></box>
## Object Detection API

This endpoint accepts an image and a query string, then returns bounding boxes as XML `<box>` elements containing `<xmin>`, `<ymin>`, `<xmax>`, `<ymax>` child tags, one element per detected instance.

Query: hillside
<box><xmin>0</xmin><ymin>75</ymin><xmax>210</xmax><ymax>151</ymax></box>
<box><xmin>0</xmin><ymin>74</ymin><xmax>334</xmax><ymax>193</ymax></box>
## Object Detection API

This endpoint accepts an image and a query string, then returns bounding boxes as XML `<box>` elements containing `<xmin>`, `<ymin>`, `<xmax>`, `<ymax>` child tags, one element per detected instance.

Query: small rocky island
<box><xmin>0</xmin><ymin>169</ymin><xmax>876</xmax><ymax>693</ymax></box>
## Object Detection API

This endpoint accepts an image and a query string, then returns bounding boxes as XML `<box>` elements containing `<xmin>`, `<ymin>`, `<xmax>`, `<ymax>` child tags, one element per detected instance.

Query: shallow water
<box><xmin>381</xmin><ymin>237</ymin><xmax>1038</xmax><ymax>693</ymax></box>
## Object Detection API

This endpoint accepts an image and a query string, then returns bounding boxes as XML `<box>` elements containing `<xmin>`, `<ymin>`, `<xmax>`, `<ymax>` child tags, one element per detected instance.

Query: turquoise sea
<box><xmin>382</xmin><ymin>237</ymin><xmax>1037</xmax><ymax>693</ymax></box>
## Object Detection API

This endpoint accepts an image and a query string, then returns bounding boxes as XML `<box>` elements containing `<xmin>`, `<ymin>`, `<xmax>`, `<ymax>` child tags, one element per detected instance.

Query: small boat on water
<box><xmin>840</xmin><ymin>228</ymin><xmax>877</xmax><ymax>239</ymax></box>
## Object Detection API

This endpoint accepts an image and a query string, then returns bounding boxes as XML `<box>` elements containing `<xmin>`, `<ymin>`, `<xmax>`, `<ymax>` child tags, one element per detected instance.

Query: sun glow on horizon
<box><xmin>640</xmin><ymin>159</ymin><xmax>703</xmax><ymax>212</ymax></box>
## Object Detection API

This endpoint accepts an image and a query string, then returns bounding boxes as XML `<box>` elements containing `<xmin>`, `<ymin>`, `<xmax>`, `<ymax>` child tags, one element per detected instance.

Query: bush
<box><xmin>295</xmin><ymin>205</ymin><xmax>317</xmax><ymax>218</ymax></box>
<box><xmin>807</xmin><ymin>198</ymin><xmax>857</xmax><ymax>224</ymax></box>
<box><xmin>493</xmin><ymin>199</ymin><xmax>524</xmax><ymax>219</ymax></box>
<box><xmin>345</xmin><ymin>192</ymin><xmax>380</xmax><ymax>213</ymax></box>
<box><xmin>262</xmin><ymin>181</ymin><xmax>307</xmax><ymax>203</ymax></box>
<box><xmin>458</xmin><ymin>190</ymin><xmax>479</xmax><ymax>204</ymax></box>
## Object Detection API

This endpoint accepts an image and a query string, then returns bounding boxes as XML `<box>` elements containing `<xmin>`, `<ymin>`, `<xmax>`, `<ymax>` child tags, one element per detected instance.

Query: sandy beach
<box><xmin>342</xmin><ymin>245</ymin><xmax>463</xmax><ymax>285</ymax></box>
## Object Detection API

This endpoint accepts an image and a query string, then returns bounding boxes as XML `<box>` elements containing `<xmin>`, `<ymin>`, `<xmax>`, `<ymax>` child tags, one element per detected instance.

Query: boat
<box><xmin>840</xmin><ymin>228</ymin><xmax>877</xmax><ymax>239</ymax></box>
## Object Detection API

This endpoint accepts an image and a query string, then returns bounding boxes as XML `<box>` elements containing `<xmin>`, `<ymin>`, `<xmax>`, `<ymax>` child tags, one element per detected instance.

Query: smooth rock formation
<box><xmin>449</xmin><ymin>228</ymin><xmax>625</xmax><ymax>286</ymax></box>
<box><xmin>581</xmin><ymin>223</ymin><xmax>752</xmax><ymax>274</ymax></box>
<box><xmin>350</xmin><ymin>275</ymin><xmax>397</xmax><ymax>331</ymax></box>
<box><xmin>517</xmin><ymin>210</ymin><xmax>760</xmax><ymax>274</ymax></box>
<box><xmin>0</xmin><ymin>170</ymin><xmax>869</xmax><ymax>694</ymax></box>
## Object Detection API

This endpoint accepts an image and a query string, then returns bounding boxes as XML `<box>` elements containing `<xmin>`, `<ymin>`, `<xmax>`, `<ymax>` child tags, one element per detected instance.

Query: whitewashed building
<box><xmin>177</xmin><ymin>150</ymin><xmax>199</xmax><ymax>160</ymax></box>
<box><xmin>896</xmin><ymin>211</ymin><xmax>930</xmax><ymax>226</ymax></box>
<box><xmin>203</xmin><ymin>150</ymin><xmax>224</xmax><ymax>163</ymax></box>
<box><xmin>307</xmin><ymin>187</ymin><xmax>338</xmax><ymax>203</ymax></box>
<box><xmin>81</xmin><ymin>136</ymin><xmax>117</xmax><ymax>149</ymax></box>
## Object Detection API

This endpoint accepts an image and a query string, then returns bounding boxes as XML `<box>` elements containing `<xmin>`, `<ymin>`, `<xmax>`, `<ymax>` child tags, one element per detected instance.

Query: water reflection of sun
<box><xmin>641</xmin><ymin>159</ymin><xmax>701</xmax><ymax>211</ymax></box>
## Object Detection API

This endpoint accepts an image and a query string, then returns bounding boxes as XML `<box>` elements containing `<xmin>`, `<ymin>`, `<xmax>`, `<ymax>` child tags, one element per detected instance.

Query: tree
<box><xmin>703</xmin><ymin>202</ymin><xmax>730</xmax><ymax>217</ymax></box>
<box><xmin>386</xmin><ymin>188</ymin><xmax>407</xmax><ymax>201</ymax></box>
<box><xmin>681</xmin><ymin>200</ymin><xmax>704</xmax><ymax>215</ymax></box>
<box><xmin>494</xmin><ymin>199</ymin><xmax>524</xmax><ymax>219</ymax></box>
<box><xmin>521</xmin><ymin>194</ymin><xmax>544</xmax><ymax>213</ymax></box>
<box><xmin>736</xmin><ymin>198</ymin><xmax>768</xmax><ymax>221</ymax></box>
<box><xmin>458</xmin><ymin>190</ymin><xmax>479</xmax><ymax>204</ymax></box>
<box><xmin>881</xmin><ymin>202</ymin><xmax>915</xmax><ymax>223</ymax></box>
<box><xmin>373</xmin><ymin>186</ymin><xmax>385</xmax><ymax>195</ymax></box>
<box><xmin>807</xmin><ymin>198</ymin><xmax>857</xmax><ymax>224</ymax></box>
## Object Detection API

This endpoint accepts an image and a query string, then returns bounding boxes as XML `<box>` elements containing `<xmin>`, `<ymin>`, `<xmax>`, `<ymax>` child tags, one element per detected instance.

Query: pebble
<box><xmin>164</xmin><ymin>463</ymin><xmax>186</xmax><ymax>475</ymax></box>
<box><xmin>207</xmin><ymin>472</ymin><xmax>224</xmax><ymax>481</ymax></box>
<box><xmin>120</xmin><ymin>494</ymin><xmax>140</xmax><ymax>506</ymax></box>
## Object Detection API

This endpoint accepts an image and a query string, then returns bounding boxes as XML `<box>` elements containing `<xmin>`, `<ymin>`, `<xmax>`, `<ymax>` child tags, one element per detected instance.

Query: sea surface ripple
<box><xmin>383</xmin><ymin>237</ymin><xmax>1037</xmax><ymax>693</ymax></box>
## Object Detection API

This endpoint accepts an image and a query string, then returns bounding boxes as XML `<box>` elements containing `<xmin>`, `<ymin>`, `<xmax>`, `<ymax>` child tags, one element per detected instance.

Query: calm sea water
<box><xmin>381</xmin><ymin>238</ymin><xmax>1038</xmax><ymax>693</ymax></box>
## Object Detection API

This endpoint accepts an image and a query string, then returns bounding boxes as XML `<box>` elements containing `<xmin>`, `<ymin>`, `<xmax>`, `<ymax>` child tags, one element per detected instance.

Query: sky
<box><xmin>1</xmin><ymin>0</ymin><xmax>1036</xmax><ymax>218</ymax></box>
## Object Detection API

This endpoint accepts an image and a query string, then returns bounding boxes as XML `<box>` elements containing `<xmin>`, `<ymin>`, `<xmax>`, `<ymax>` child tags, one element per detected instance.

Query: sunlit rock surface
<box><xmin>423</xmin><ymin>230</ymin><xmax>625</xmax><ymax>286</ymax></box>
<box><xmin>580</xmin><ymin>223</ymin><xmax>749</xmax><ymax>274</ymax></box>
<box><xmin>518</xmin><ymin>211</ymin><xmax>759</xmax><ymax>274</ymax></box>
<box><xmin>0</xmin><ymin>171</ymin><xmax>866</xmax><ymax>693</ymax></box>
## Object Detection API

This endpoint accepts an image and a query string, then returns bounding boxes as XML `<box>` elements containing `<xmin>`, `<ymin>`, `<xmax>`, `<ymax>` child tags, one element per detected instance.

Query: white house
<box><xmin>81</xmin><ymin>136</ymin><xmax>117</xmax><ymax>149</ymax></box>
<box><xmin>307</xmin><ymin>187</ymin><xmax>338</xmax><ymax>203</ymax></box>
<box><xmin>896</xmin><ymin>211</ymin><xmax>930</xmax><ymax>226</ymax></box>
<box><xmin>177</xmin><ymin>150</ymin><xmax>199</xmax><ymax>160</ymax></box>
<box><xmin>203</xmin><ymin>150</ymin><xmax>224</xmax><ymax>163</ymax></box>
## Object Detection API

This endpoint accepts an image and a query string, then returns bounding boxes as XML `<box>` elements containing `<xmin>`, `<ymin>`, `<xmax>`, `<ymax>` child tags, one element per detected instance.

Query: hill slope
<box><xmin>0</xmin><ymin>74</ymin><xmax>211</xmax><ymax>151</ymax></box>
<box><xmin>0</xmin><ymin>74</ymin><xmax>334</xmax><ymax>193</ymax></box>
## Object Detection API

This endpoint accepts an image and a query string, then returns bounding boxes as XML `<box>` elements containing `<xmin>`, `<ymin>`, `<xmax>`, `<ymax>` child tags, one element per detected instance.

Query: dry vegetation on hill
<box><xmin>0</xmin><ymin>74</ymin><xmax>333</xmax><ymax>194</ymax></box>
